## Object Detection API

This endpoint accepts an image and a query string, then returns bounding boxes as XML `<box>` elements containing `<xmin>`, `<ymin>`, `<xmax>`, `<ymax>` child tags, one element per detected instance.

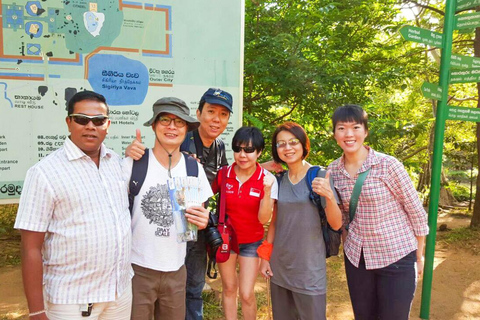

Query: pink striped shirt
<box><xmin>15</xmin><ymin>137</ymin><xmax>132</xmax><ymax>304</ymax></box>
<box><xmin>328</xmin><ymin>147</ymin><xmax>429</xmax><ymax>269</ymax></box>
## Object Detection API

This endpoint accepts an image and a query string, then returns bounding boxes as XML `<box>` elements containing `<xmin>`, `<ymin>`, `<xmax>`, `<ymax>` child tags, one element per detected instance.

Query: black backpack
<box><xmin>276</xmin><ymin>166</ymin><xmax>342</xmax><ymax>258</ymax></box>
<box><xmin>128</xmin><ymin>148</ymin><xmax>199</xmax><ymax>213</ymax></box>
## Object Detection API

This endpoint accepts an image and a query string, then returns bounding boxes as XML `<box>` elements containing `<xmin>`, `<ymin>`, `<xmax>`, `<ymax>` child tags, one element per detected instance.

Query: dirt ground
<box><xmin>1</xmin><ymin>210</ymin><xmax>479</xmax><ymax>319</ymax></box>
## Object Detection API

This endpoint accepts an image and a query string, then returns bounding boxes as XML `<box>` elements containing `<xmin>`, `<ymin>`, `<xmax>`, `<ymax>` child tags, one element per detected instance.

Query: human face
<box><xmin>152</xmin><ymin>113</ymin><xmax>187</xmax><ymax>150</ymax></box>
<box><xmin>196</xmin><ymin>103</ymin><xmax>230</xmax><ymax>141</ymax></box>
<box><xmin>66</xmin><ymin>99</ymin><xmax>110</xmax><ymax>159</ymax></box>
<box><xmin>333</xmin><ymin>121</ymin><xmax>368</xmax><ymax>155</ymax></box>
<box><xmin>233</xmin><ymin>141</ymin><xmax>261</xmax><ymax>172</ymax></box>
<box><xmin>275</xmin><ymin>130</ymin><xmax>303</xmax><ymax>166</ymax></box>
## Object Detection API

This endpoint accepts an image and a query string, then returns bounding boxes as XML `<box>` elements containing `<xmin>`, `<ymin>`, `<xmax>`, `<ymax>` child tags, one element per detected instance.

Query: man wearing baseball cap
<box><xmin>125</xmin><ymin>97</ymin><xmax>212</xmax><ymax>320</ymax></box>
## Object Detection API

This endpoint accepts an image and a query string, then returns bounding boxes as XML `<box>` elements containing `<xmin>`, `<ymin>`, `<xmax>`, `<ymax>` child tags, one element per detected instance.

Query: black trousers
<box><xmin>344</xmin><ymin>250</ymin><xmax>417</xmax><ymax>320</ymax></box>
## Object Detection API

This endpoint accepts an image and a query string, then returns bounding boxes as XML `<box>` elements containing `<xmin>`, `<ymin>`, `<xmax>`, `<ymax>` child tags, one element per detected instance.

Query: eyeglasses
<box><xmin>232</xmin><ymin>145</ymin><xmax>256</xmax><ymax>153</ymax></box>
<box><xmin>69</xmin><ymin>114</ymin><xmax>109</xmax><ymax>126</ymax></box>
<box><xmin>156</xmin><ymin>116</ymin><xmax>187</xmax><ymax>128</ymax></box>
<box><xmin>276</xmin><ymin>138</ymin><xmax>300</xmax><ymax>149</ymax></box>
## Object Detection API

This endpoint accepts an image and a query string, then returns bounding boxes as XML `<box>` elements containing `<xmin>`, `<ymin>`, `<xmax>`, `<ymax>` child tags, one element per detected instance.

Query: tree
<box><xmin>245</xmin><ymin>0</ymin><xmax>434</xmax><ymax>168</ymax></box>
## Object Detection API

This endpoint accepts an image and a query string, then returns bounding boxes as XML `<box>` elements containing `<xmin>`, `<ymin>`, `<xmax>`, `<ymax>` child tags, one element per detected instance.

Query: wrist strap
<box><xmin>29</xmin><ymin>309</ymin><xmax>46</xmax><ymax>317</ymax></box>
<box><xmin>347</xmin><ymin>168</ymin><xmax>370</xmax><ymax>230</ymax></box>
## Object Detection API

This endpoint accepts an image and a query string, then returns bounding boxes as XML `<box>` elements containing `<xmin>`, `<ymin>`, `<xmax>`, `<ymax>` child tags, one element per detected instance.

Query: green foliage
<box><xmin>446</xmin><ymin>182</ymin><xmax>472</xmax><ymax>202</ymax></box>
<box><xmin>243</xmin><ymin>0</ymin><xmax>438</xmax><ymax>169</ymax></box>
<box><xmin>0</xmin><ymin>204</ymin><xmax>17</xmax><ymax>234</ymax></box>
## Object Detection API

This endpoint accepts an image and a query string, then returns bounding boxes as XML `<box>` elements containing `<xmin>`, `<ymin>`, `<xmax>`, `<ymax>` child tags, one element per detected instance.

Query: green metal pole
<box><xmin>419</xmin><ymin>0</ymin><xmax>455</xmax><ymax>318</ymax></box>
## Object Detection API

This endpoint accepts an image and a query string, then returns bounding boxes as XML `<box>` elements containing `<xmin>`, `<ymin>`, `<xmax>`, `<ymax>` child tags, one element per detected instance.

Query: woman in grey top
<box><xmin>259</xmin><ymin>122</ymin><xmax>342</xmax><ymax>320</ymax></box>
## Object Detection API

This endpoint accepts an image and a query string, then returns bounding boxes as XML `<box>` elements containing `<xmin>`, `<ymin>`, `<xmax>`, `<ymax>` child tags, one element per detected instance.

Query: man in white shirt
<box><xmin>14</xmin><ymin>91</ymin><xmax>132</xmax><ymax>320</ymax></box>
<box><xmin>125</xmin><ymin>97</ymin><xmax>212</xmax><ymax>320</ymax></box>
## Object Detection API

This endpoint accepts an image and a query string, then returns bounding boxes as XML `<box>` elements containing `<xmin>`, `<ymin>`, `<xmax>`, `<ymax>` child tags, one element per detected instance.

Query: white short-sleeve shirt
<box><xmin>124</xmin><ymin>149</ymin><xmax>213</xmax><ymax>272</ymax></box>
<box><xmin>14</xmin><ymin>138</ymin><xmax>132</xmax><ymax>304</ymax></box>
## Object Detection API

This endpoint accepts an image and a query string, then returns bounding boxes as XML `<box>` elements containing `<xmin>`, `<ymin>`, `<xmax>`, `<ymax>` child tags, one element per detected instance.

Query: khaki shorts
<box><xmin>131</xmin><ymin>264</ymin><xmax>186</xmax><ymax>320</ymax></box>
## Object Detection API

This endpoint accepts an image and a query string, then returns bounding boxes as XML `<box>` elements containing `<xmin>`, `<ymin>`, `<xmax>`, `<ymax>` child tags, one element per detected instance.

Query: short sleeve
<box><xmin>14</xmin><ymin>166</ymin><xmax>55</xmax><ymax>232</ymax></box>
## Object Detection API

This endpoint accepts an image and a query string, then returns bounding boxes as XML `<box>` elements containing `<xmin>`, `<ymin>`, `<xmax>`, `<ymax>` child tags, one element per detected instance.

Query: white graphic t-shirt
<box><xmin>124</xmin><ymin>150</ymin><xmax>213</xmax><ymax>271</ymax></box>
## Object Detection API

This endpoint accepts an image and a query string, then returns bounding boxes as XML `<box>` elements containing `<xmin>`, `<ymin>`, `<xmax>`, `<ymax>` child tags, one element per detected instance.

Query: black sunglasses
<box><xmin>232</xmin><ymin>145</ymin><xmax>256</xmax><ymax>153</ymax></box>
<box><xmin>69</xmin><ymin>114</ymin><xmax>109</xmax><ymax>126</ymax></box>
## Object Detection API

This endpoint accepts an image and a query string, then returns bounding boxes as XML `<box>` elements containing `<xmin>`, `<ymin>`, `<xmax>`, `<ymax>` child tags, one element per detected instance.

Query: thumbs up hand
<box><xmin>125</xmin><ymin>129</ymin><xmax>146</xmax><ymax>160</ymax></box>
<box><xmin>312</xmin><ymin>170</ymin><xmax>334</xmax><ymax>200</ymax></box>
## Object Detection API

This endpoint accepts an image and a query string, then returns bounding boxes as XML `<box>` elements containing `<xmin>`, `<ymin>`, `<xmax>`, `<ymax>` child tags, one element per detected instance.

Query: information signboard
<box><xmin>0</xmin><ymin>0</ymin><xmax>244</xmax><ymax>200</ymax></box>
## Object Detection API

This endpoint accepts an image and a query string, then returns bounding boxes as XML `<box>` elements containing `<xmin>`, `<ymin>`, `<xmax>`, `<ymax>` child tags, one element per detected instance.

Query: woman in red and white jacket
<box><xmin>211</xmin><ymin>126</ymin><xmax>278</xmax><ymax>320</ymax></box>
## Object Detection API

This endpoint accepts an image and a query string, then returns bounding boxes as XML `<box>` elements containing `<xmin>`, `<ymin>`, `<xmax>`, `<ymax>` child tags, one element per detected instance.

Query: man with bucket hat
<box><xmin>126</xmin><ymin>88</ymin><xmax>233</xmax><ymax>319</ymax></box>
<box><xmin>125</xmin><ymin>97</ymin><xmax>213</xmax><ymax>320</ymax></box>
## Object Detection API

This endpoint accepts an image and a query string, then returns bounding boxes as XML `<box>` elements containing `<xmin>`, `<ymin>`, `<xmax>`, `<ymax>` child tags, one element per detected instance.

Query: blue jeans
<box><xmin>185</xmin><ymin>229</ymin><xmax>207</xmax><ymax>320</ymax></box>
<box><xmin>344</xmin><ymin>250</ymin><xmax>417</xmax><ymax>320</ymax></box>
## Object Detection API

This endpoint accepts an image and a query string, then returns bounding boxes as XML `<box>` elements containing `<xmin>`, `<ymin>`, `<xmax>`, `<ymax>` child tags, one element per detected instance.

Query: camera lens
<box><xmin>205</xmin><ymin>226</ymin><xmax>223</xmax><ymax>250</ymax></box>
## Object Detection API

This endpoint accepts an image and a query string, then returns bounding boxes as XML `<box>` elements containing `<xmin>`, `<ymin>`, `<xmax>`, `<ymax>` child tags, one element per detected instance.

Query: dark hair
<box><xmin>67</xmin><ymin>90</ymin><xmax>108</xmax><ymax>115</ymax></box>
<box><xmin>332</xmin><ymin>104</ymin><xmax>368</xmax><ymax>132</ymax></box>
<box><xmin>271</xmin><ymin>122</ymin><xmax>310</xmax><ymax>164</ymax></box>
<box><xmin>232</xmin><ymin>126</ymin><xmax>265</xmax><ymax>153</ymax></box>
<box><xmin>198</xmin><ymin>100</ymin><xmax>206</xmax><ymax>113</ymax></box>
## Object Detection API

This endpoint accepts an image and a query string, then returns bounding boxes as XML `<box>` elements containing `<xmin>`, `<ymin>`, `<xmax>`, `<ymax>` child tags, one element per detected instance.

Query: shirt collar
<box><xmin>336</xmin><ymin>146</ymin><xmax>380</xmax><ymax>173</ymax></box>
<box><xmin>64</xmin><ymin>136</ymin><xmax>111</xmax><ymax>162</ymax></box>
<box><xmin>227</xmin><ymin>162</ymin><xmax>263</xmax><ymax>180</ymax></box>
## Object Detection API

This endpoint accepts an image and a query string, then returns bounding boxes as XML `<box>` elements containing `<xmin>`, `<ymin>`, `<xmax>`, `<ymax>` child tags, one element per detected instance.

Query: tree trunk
<box><xmin>417</xmin><ymin>102</ymin><xmax>455</xmax><ymax>207</ymax></box>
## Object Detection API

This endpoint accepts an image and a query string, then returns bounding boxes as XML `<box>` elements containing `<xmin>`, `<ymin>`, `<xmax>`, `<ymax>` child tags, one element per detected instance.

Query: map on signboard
<box><xmin>1</xmin><ymin>0</ymin><xmax>173</xmax><ymax>106</ymax></box>
<box><xmin>0</xmin><ymin>0</ymin><xmax>243</xmax><ymax>200</ymax></box>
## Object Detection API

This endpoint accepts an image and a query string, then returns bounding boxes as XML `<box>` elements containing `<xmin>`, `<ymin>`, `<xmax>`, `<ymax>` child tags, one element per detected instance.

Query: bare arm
<box><xmin>260</xmin><ymin>160</ymin><xmax>284</xmax><ymax>173</ymax></box>
<box><xmin>257</xmin><ymin>174</ymin><xmax>276</xmax><ymax>224</ymax></box>
<box><xmin>259</xmin><ymin>204</ymin><xmax>277</xmax><ymax>278</ymax></box>
<box><xmin>21</xmin><ymin>230</ymin><xmax>49</xmax><ymax>319</ymax></box>
<box><xmin>416</xmin><ymin>235</ymin><xmax>426</xmax><ymax>277</ymax></box>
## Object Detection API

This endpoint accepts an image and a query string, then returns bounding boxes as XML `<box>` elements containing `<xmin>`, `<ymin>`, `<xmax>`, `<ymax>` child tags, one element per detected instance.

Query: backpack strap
<box><xmin>275</xmin><ymin>171</ymin><xmax>286</xmax><ymax>188</ymax></box>
<box><xmin>183</xmin><ymin>152</ymin><xmax>199</xmax><ymax>177</ymax></box>
<box><xmin>128</xmin><ymin>149</ymin><xmax>198</xmax><ymax>215</ymax></box>
<box><xmin>216</xmin><ymin>138</ymin><xmax>227</xmax><ymax>167</ymax></box>
<box><xmin>128</xmin><ymin>148</ymin><xmax>150</xmax><ymax>214</ymax></box>
<box><xmin>180</xmin><ymin>131</ymin><xmax>194</xmax><ymax>154</ymax></box>
<box><xmin>305</xmin><ymin>166</ymin><xmax>326</xmax><ymax>219</ymax></box>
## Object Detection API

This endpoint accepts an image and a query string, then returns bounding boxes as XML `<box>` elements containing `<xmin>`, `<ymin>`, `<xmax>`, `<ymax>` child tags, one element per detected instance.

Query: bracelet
<box><xmin>29</xmin><ymin>309</ymin><xmax>46</xmax><ymax>317</ymax></box>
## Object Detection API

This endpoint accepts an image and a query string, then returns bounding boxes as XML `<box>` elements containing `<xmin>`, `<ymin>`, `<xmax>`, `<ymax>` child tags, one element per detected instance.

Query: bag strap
<box><xmin>218</xmin><ymin>166</ymin><xmax>227</xmax><ymax>224</ymax></box>
<box><xmin>183</xmin><ymin>152</ymin><xmax>199</xmax><ymax>177</ymax></box>
<box><xmin>206</xmin><ymin>166</ymin><xmax>227</xmax><ymax>280</ymax></box>
<box><xmin>347</xmin><ymin>168</ymin><xmax>371</xmax><ymax>229</ymax></box>
<box><xmin>128</xmin><ymin>148</ymin><xmax>150</xmax><ymax>214</ymax></box>
<box><xmin>305</xmin><ymin>166</ymin><xmax>326</xmax><ymax>218</ymax></box>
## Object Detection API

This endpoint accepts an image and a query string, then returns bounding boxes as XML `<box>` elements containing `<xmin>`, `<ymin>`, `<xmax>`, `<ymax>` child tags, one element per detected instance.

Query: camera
<box><xmin>205</xmin><ymin>212</ymin><xmax>223</xmax><ymax>250</ymax></box>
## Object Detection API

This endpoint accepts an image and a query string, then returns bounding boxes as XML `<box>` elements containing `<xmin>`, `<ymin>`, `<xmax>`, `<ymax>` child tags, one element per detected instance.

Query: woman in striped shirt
<box><xmin>328</xmin><ymin>104</ymin><xmax>429</xmax><ymax>320</ymax></box>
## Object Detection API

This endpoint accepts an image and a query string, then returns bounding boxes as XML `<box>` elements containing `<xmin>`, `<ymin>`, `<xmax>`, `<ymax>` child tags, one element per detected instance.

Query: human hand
<box><xmin>312</xmin><ymin>170</ymin><xmax>333</xmax><ymax>199</ymax></box>
<box><xmin>125</xmin><ymin>129</ymin><xmax>146</xmax><ymax>160</ymax></box>
<box><xmin>263</xmin><ymin>174</ymin><xmax>275</xmax><ymax>193</ymax></box>
<box><xmin>416</xmin><ymin>256</ymin><xmax>424</xmax><ymax>277</ymax></box>
<box><xmin>185</xmin><ymin>206</ymin><xmax>209</xmax><ymax>230</ymax></box>
<box><xmin>260</xmin><ymin>259</ymin><xmax>273</xmax><ymax>279</ymax></box>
